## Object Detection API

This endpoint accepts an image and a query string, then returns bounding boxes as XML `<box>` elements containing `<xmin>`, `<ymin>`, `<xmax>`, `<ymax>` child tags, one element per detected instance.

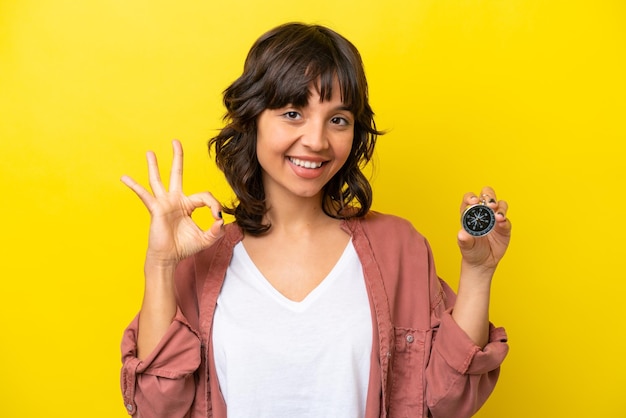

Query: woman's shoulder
<box><xmin>360</xmin><ymin>211</ymin><xmax>423</xmax><ymax>234</ymax></box>
<box><xmin>348</xmin><ymin>211</ymin><xmax>435</xmax><ymax>283</ymax></box>
<box><xmin>347</xmin><ymin>211</ymin><xmax>428</xmax><ymax>247</ymax></box>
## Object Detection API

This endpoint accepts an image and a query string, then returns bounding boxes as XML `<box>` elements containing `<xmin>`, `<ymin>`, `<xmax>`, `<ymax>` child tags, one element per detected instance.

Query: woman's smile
<box><xmin>288</xmin><ymin>157</ymin><xmax>325</xmax><ymax>169</ymax></box>
<box><xmin>255</xmin><ymin>79</ymin><xmax>354</xmax><ymax>200</ymax></box>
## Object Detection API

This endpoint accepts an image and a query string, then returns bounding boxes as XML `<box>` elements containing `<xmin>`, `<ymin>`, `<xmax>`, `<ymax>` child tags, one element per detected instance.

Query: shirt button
<box><xmin>406</xmin><ymin>334</ymin><xmax>415</xmax><ymax>343</ymax></box>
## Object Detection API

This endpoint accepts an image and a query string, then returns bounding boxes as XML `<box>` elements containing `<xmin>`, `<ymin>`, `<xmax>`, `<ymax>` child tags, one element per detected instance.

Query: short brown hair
<box><xmin>209</xmin><ymin>22</ymin><xmax>382</xmax><ymax>235</ymax></box>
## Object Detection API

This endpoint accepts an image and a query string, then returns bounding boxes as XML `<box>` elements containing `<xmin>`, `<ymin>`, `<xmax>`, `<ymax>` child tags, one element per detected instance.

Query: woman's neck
<box><xmin>263</xmin><ymin>195</ymin><xmax>334</xmax><ymax>235</ymax></box>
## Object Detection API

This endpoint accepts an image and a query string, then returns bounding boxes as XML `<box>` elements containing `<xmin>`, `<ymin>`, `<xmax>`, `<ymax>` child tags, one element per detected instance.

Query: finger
<box><xmin>146</xmin><ymin>151</ymin><xmax>166</xmax><ymax>197</ymax></box>
<box><xmin>478</xmin><ymin>186</ymin><xmax>511</xmax><ymax>233</ymax></box>
<box><xmin>121</xmin><ymin>175</ymin><xmax>155</xmax><ymax>208</ymax></box>
<box><xmin>169</xmin><ymin>140</ymin><xmax>184</xmax><ymax>193</ymax></box>
<box><xmin>479</xmin><ymin>186</ymin><xmax>497</xmax><ymax>207</ymax></box>
<box><xmin>187</xmin><ymin>191</ymin><xmax>223</xmax><ymax>220</ymax></box>
<box><xmin>460</xmin><ymin>192</ymin><xmax>480</xmax><ymax>213</ymax></box>
<box><xmin>494</xmin><ymin>200</ymin><xmax>512</xmax><ymax>233</ymax></box>
<box><xmin>182</xmin><ymin>191</ymin><xmax>225</xmax><ymax>252</ymax></box>
<box><xmin>495</xmin><ymin>199</ymin><xmax>509</xmax><ymax>219</ymax></box>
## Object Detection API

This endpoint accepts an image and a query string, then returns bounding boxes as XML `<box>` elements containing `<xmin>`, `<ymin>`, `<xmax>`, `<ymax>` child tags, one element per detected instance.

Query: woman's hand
<box><xmin>121</xmin><ymin>140</ymin><xmax>224</xmax><ymax>268</ymax></box>
<box><xmin>457</xmin><ymin>186</ymin><xmax>512</xmax><ymax>273</ymax></box>
<box><xmin>452</xmin><ymin>186</ymin><xmax>511</xmax><ymax>347</ymax></box>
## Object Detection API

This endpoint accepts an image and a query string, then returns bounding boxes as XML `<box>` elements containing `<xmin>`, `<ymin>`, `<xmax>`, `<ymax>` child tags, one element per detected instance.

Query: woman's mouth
<box><xmin>288</xmin><ymin>157</ymin><xmax>324</xmax><ymax>169</ymax></box>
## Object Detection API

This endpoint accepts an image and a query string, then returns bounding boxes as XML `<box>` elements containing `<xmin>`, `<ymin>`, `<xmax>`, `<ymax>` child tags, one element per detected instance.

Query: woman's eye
<box><xmin>283</xmin><ymin>111</ymin><xmax>301</xmax><ymax>120</ymax></box>
<box><xmin>331</xmin><ymin>116</ymin><xmax>350</xmax><ymax>126</ymax></box>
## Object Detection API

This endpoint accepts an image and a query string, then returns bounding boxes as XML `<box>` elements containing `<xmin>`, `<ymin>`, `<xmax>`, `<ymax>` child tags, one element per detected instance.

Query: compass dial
<box><xmin>461</xmin><ymin>204</ymin><xmax>496</xmax><ymax>237</ymax></box>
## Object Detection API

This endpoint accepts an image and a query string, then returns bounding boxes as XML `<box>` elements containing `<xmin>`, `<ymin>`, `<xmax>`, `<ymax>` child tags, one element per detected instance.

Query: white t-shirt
<box><xmin>212</xmin><ymin>240</ymin><xmax>372</xmax><ymax>418</ymax></box>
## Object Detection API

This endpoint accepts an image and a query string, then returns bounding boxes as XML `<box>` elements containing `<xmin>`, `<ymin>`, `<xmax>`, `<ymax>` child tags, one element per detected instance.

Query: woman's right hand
<box><xmin>121</xmin><ymin>140</ymin><xmax>224</xmax><ymax>268</ymax></box>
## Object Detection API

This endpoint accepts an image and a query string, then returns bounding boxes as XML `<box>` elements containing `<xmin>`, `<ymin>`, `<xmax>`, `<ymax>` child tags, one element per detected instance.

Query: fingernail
<box><xmin>489</xmin><ymin>199</ymin><xmax>496</xmax><ymax>204</ymax></box>
<box><xmin>497</xmin><ymin>212</ymin><xmax>505</xmax><ymax>218</ymax></box>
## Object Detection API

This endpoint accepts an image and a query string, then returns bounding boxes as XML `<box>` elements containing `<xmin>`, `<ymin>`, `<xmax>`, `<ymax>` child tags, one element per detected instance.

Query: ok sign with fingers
<box><xmin>121</xmin><ymin>140</ymin><xmax>224</xmax><ymax>268</ymax></box>
<box><xmin>121</xmin><ymin>140</ymin><xmax>224</xmax><ymax>359</ymax></box>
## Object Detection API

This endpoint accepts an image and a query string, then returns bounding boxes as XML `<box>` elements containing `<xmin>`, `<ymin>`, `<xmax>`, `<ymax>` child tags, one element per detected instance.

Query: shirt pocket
<box><xmin>389</xmin><ymin>327</ymin><xmax>427</xmax><ymax>418</ymax></box>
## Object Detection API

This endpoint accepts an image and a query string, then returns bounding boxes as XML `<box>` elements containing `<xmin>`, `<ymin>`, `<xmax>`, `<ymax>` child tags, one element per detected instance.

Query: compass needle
<box><xmin>462</xmin><ymin>203</ymin><xmax>496</xmax><ymax>237</ymax></box>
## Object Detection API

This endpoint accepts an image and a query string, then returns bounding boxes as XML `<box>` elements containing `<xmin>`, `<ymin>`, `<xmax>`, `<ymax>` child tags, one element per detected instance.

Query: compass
<box><xmin>461</xmin><ymin>202</ymin><xmax>496</xmax><ymax>237</ymax></box>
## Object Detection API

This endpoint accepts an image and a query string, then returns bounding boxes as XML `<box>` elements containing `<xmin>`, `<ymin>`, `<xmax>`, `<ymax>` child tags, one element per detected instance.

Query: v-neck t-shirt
<box><xmin>212</xmin><ymin>240</ymin><xmax>372</xmax><ymax>418</ymax></box>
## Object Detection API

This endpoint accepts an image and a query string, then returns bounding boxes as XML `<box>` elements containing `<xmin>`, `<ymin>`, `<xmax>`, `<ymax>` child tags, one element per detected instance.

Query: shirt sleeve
<box><xmin>425</xmin><ymin>279</ymin><xmax>509</xmax><ymax>418</ymax></box>
<box><xmin>120</xmin><ymin>307</ymin><xmax>201</xmax><ymax>417</ymax></box>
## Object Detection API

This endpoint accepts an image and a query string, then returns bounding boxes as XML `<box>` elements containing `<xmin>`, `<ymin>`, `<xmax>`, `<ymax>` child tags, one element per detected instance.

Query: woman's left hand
<box><xmin>458</xmin><ymin>186</ymin><xmax>512</xmax><ymax>272</ymax></box>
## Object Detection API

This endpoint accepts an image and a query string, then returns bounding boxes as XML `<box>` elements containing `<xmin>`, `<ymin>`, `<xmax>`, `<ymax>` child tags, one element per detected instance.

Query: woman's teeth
<box><xmin>289</xmin><ymin>157</ymin><xmax>323</xmax><ymax>169</ymax></box>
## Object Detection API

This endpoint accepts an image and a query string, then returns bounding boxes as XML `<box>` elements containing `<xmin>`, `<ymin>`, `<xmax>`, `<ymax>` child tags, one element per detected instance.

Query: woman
<box><xmin>120</xmin><ymin>22</ymin><xmax>510</xmax><ymax>418</ymax></box>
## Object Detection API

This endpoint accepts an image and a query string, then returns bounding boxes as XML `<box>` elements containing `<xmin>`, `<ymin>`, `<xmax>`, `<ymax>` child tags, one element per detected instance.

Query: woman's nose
<box><xmin>300</xmin><ymin>120</ymin><xmax>329</xmax><ymax>151</ymax></box>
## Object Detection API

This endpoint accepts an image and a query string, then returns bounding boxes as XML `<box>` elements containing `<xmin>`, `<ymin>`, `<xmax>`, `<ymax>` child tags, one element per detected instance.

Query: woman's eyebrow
<box><xmin>334</xmin><ymin>105</ymin><xmax>354</xmax><ymax>113</ymax></box>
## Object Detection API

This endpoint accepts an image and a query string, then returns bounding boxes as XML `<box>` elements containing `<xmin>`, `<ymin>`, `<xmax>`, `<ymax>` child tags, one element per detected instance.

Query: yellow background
<box><xmin>1</xmin><ymin>0</ymin><xmax>624</xmax><ymax>416</ymax></box>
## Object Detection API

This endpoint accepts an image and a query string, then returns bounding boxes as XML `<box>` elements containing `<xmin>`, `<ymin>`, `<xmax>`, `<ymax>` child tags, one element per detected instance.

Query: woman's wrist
<box><xmin>460</xmin><ymin>260</ymin><xmax>496</xmax><ymax>282</ymax></box>
<box><xmin>144</xmin><ymin>251</ymin><xmax>179</xmax><ymax>271</ymax></box>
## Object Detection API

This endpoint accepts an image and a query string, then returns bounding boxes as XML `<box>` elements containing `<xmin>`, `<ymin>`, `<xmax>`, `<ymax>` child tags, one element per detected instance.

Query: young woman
<box><xmin>120</xmin><ymin>22</ymin><xmax>511</xmax><ymax>418</ymax></box>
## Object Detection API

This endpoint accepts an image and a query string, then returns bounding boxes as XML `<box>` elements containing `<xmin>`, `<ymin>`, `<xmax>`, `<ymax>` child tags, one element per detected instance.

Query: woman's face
<box><xmin>256</xmin><ymin>79</ymin><xmax>354</xmax><ymax>204</ymax></box>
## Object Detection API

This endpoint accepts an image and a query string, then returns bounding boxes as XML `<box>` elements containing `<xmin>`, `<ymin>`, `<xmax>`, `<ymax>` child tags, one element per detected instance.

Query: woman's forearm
<box><xmin>451</xmin><ymin>262</ymin><xmax>495</xmax><ymax>348</ymax></box>
<box><xmin>136</xmin><ymin>260</ymin><xmax>178</xmax><ymax>360</ymax></box>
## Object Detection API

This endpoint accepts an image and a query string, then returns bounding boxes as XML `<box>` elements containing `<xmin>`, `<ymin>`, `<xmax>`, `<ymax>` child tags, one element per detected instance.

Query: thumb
<box><xmin>457</xmin><ymin>229</ymin><xmax>476</xmax><ymax>252</ymax></box>
<box><xmin>196</xmin><ymin>217</ymin><xmax>225</xmax><ymax>251</ymax></box>
<box><xmin>208</xmin><ymin>217</ymin><xmax>225</xmax><ymax>239</ymax></box>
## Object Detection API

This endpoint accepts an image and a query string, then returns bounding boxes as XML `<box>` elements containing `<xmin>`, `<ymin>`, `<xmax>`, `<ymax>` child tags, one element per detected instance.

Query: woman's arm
<box><xmin>452</xmin><ymin>186</ymin><xmax>511</xmax><ymax>347</ymax></box>
<box><xmin>121</xmin><ymin>140</ymin><xmax>224</xmax><ymax>359</ymax></box>
<box><xmin>120</xmin><ymin>140</ymin><xmax>224</xmax><ymax>416</ymax></box>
